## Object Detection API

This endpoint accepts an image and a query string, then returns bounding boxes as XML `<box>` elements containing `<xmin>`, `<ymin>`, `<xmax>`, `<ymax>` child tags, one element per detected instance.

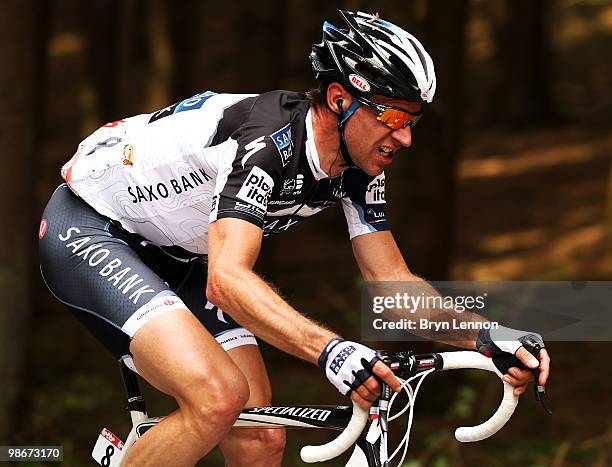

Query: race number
<box><xmin>92</xmin><ymin>428</ymin><xmax>124</xmax><ymax>466</ymax></box>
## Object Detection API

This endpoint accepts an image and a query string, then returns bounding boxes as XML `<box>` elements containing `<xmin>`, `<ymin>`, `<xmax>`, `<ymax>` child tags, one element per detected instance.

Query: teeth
<box><xmin>379</xmin><ymin>146</ymin><xmax>393</xmax><ymax>156</ymax></box>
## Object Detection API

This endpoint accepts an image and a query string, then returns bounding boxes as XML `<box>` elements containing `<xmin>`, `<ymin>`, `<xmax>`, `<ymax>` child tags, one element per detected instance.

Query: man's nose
<box><xmin>391</xmin><ymin>125</ymin><xmax>413</xmax><ymax>147</ymax></box>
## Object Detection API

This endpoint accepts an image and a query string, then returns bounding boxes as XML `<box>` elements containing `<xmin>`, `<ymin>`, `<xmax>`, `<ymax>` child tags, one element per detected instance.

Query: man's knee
<box><xmin>180</xmin><ymin>369</ymin><xmax>250</xmax><ymax>437</ymax></box>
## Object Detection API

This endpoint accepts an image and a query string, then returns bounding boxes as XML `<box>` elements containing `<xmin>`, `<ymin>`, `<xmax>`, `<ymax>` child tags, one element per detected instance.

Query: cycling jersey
<box><xmin>62</xmin><ymin>91</ymin><xmax>389</xmax><ymax>255</ymax></box>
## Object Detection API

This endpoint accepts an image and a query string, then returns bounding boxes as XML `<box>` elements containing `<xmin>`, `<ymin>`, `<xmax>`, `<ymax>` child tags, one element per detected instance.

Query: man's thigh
<box><xmin>129</xmin><ymin>308</ymin><xmax>246</xmax><ymax>400</ymax></box>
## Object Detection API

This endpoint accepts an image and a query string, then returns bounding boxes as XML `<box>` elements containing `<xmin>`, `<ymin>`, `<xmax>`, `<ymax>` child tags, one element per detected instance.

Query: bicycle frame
<box><xmin>92</xmin><ymin>356</ymin><xmax>377</xmax><ymax>466</ymax></box>
<box><xmin>92</xmin><ymin>351</ymin><xmax>519</xmax><ymax>466</ymax></box>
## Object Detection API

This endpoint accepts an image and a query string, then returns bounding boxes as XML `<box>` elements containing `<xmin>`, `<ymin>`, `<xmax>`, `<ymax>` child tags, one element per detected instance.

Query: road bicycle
<box><xmin>91</xmin><ymin>350</ymin><xmax>546</xmax><ymax>466</ymax></box>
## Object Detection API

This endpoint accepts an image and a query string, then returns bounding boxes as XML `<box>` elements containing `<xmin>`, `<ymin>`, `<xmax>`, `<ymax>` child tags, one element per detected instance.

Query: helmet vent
<box><xmin>408</xmin><ymin>38</ymin><xmax>429</xmax><ymax>81</ymax></box>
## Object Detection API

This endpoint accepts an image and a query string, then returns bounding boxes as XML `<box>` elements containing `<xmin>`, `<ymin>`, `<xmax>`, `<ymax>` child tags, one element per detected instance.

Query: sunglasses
<box><xmin>356</xmin><ymin>96</ymin><xmax>423</xmax><ymax>130</ymax></box>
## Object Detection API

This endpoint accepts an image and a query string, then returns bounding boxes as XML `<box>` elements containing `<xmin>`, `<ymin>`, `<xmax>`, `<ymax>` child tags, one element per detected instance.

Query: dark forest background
<box><xmin>2</xmin><ymin>0</ymin><xmax>612</xmax><ymax>465</ymax></box>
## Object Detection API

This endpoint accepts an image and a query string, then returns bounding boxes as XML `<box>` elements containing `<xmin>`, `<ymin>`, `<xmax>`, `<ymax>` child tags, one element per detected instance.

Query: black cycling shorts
<box><xmin>39</xmin><ymin>184</ymin><xmax>256</xmax><ymax>359</ymax></box>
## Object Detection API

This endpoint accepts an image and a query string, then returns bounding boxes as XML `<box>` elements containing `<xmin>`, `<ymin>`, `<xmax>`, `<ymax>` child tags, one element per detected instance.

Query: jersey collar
<box><xmin>305</xmin><ymin>109</ymin><xmax>329</xmax><ymax>180</ymax></box>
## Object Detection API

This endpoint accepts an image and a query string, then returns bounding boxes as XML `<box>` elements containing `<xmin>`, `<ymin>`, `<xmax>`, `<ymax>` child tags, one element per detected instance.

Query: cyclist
<box><xmin>39</xmin><ymin>10</ymin><xmax>550</xmax><ymax>467</ymax></box>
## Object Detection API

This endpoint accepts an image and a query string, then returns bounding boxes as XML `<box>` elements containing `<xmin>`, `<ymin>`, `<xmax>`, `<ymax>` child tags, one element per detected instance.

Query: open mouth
<box><xmin>378</xmin><ymin>146</ymin><xmax>394</xmax><ymax>158</ymax></box>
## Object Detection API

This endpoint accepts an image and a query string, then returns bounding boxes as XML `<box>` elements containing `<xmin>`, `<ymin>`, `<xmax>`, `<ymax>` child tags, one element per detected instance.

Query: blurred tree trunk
<box><xmin>489</xmin><ymin>0</ymin><xmax>559</xmax><ymax>126</ymax></box>
<box><xmin>85</xmin><ymin>0</ymin><xmax>120</xmax><ymax>123</ymax></box>
<box><xmin>169</xmin><ymin>0</ymin><xmax>241</xmax><ymax>96</ymax></box>
<box><xmin>388</xmin><ymin>1</ymin><xmax>468</xmax><ymax>280</ymax></box>
<box><xmin>0</xmin><ymin>0</ymin><xmax>45</xmax><ymax>441</ymax></box>
<box><xmin>147</xmin><ymin>0</ymin><xmax>172</xmax><ymax>109</ymax></box>
<box><xmin>86</xmin><ymin>0</ymin><xmax>152</xmax><ymax>119</ymax></box>
<box><xmin>169</xmin><ymin>0</ymin><xmax>288</xmax><ymax>96</ymax></box>
<box><xmin>236</xmin><ymin>1</ymin><xmax>288</xmax><ymax>92</ymax></box>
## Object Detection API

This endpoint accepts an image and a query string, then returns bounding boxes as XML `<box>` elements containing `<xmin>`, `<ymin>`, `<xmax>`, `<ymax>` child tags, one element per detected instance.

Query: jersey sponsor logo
<box><xmin>263</xmin><ymin>216</ymin><xmax>301</xmax><ymax>234</ymax></box>
<box><xmin>349</xmin><ymin>74</ymin><xmax>371</xmax><ymax>92</ymax></box>
<box><xmin>332</xmin><ymin>187</ymin><xmax>347</xmax><ymax>199</ymax></box>
<box><xmin>270</xmin><ymin>123</ymin><xmax>293</xmax><ymax>166</ymax></box>
<box><xmin>175</xmin><ymin>91</ymin><xmax>216</xmax><ymax>112</ymax></box>
<box><xmin>247</xmin><ymin>406</ymin><xmax>332</xmax><ymax>422</ymax></box>
<box><xmin>279</xmin><ymin>174</ymin><xmax>303</xmax><ymax>196</ymax></box>
<box><xmin>365</xmin><ymin>175</ymin><xmax>385</xmax><ymax>204</ymax></box>
<box><xmin>149</xmin><ymin>91</ymin><xmax>216</xmax><ymax>123</ymax></box>
<box><xmin>39</xmin><ymin>218</ymin><xmax>48</xmax><ymax>240</ymax></box>
<box><xmin>58</xmin><ymin>226</ymin><xmax>156</xmax><ymax>305</ymax></box>
<box><xmin>366</xmin><ymin>207</ymin><xmax>387</xmax><ymax>224</ymax></box>
<box><xmin>268</xmin><ymin>199</ymin><xmax>297</xmax><ymax>206</ymax></box>
<box><xmin>242</xmin><ymin>136</ymin><xmax>266</xmax><ymax>167</ymax></box>
<box><xmin>86</xmin><ymin>136</ymin><xmax>123</xmax><ymax>156</ymax></box>
<box><xmin>126</xmin><ymin>168</ymin><xmax>212</xmax><ymax>203</ymax></box>
<box><xmin>236</xmin><ymin>166</ymin><xmax>274</xmax><ymax>211</ymax></box>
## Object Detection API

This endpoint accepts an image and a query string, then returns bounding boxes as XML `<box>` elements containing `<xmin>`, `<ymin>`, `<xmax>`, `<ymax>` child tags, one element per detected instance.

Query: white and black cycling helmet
<box><xmin>310</xmin><ymin>10</ymin><xmax>436</xmax><ymax>103</ymax></box>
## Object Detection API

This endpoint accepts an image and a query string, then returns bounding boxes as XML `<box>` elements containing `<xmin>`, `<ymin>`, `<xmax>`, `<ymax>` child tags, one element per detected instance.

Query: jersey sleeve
<box><xmin>209</xmin><ymin>109</ymin><xmax>292</xmax><ymax>229</ymax></box>
<box><xmin>341</xmin><ymin>172</ymin><xmax>389</xmax><ymax>239</ymax></box>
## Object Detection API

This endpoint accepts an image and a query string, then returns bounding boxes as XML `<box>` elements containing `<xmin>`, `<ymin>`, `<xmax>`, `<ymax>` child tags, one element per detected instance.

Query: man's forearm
<box><xmin>207</xmin><ymin>267</ymin><xmax>336</xmax><ymax>364</ymax></box>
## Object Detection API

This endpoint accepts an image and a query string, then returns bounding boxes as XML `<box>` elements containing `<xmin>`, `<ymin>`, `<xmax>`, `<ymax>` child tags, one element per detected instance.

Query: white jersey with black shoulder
<box><xmin>62</xmin><ymin>90</ymin><xmax>389</xmax><ymax>255</ymax></box>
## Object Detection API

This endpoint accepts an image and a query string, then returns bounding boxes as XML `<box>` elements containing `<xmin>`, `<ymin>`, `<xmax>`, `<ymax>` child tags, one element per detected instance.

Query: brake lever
<box><xmin>533</xmin><ymin>369</ymin><xmax>552</xmax><ymax>415</ymax></box>
<box><xmin>526</xmin><ymin>343</ymin><xmax>553</xmax><ymax>416</ymax></box>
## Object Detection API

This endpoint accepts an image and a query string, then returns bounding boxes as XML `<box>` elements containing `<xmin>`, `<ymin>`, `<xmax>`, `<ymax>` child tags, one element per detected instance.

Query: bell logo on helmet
<box><xmin>39</xmin><ymin>218</ymin><xmax>49</xmax><ymax>240</ymax></box>
<box><xmin>349</xmin><ymin>74</ymin><xmax>370</xmax><ymax>92</ymax></box>
<box><xmin>421</xmin><ymin>92</ymin><xmax>429</xmax><ymax>100</ymax></box>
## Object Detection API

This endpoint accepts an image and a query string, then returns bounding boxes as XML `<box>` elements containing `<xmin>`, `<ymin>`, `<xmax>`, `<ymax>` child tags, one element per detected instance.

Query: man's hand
<box><xmin>503</xmin><ymin>347</ymin><xmax>551</xmax><ymax>396</ymax></box>
<box><xmin>319</xmin><ymin>338</ymin><xmax>402</xmax><ymax>409</ymax></box>
<box><xmin>476</xmin><ymin>326</ymin><xmax>551</xmax><ymax>396</ymax></box>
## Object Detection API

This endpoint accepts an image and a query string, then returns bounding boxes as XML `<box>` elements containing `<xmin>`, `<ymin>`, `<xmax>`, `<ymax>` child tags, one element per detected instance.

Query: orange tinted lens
<box><xmin>377</xmin><ymin>108</ymin><xmax>421</xmax><ymax>129</ymax></box>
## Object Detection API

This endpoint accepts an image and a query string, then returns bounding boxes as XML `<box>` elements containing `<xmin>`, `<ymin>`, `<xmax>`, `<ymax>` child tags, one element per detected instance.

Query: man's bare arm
<box><xmin>207</xmin><ymin>218</ymin><xmax>336</xmax><ymax>363</ymax></box>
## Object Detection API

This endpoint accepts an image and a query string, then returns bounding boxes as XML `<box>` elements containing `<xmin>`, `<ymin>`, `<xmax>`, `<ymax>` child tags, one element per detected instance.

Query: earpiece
<box><xmin>336</xmin><ymin>98</ymin><xmax>344</xmax><ymax>115</ymax></box>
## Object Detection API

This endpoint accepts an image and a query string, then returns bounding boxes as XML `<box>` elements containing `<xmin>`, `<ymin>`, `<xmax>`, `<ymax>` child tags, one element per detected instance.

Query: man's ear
<box><xmin>326</xmin><ymin>82</ymin><xmax>352</xmax><ymax>115</ymax></box>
